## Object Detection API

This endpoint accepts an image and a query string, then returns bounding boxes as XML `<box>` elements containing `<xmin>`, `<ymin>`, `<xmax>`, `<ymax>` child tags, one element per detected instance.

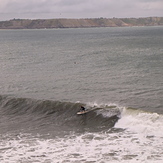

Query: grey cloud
<box><xmin>0</xmin><ymin>0</ymin><xmax>162</xmax><ymax>20</ymax></box>
<box><xmin>56</xmin><ymin>0</ymin><xmax>88</xmax><ymax>6</ymax></box>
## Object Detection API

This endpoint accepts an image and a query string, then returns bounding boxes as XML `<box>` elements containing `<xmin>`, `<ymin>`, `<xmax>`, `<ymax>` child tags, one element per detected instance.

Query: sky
<box><xmin>0</xmin><ymin>0</ymin><xmax>163</xmax><ymax>21</ymax></box>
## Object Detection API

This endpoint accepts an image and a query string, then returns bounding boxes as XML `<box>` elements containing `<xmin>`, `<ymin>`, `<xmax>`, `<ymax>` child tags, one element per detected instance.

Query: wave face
<box><xmin>0</xmin><ymin>95</ymin><xmax>120</xmax><ymax>136</ymax></box>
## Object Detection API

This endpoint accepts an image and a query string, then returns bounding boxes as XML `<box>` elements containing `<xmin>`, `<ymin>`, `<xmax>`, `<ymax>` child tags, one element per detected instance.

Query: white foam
<box><xmin>86</xmin><ymin>101</ymin><xmax>123</xmax><ymax>118</ymax></box>
<box><xmin>0</xmin><ymin>129</ymin><xmax>163</xmax><ymax>163</ymax></box>
<box><xmin>115</xmin><ymin>108</ymin><xmax>163</xmax><ymax>137</ymax></box>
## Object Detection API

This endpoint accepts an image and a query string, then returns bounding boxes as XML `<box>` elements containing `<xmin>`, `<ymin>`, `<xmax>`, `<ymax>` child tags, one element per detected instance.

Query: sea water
<box><xmin>0</xmin><ymin>26</ymin><xmax>163</xmax><ymax>162</ymax></box>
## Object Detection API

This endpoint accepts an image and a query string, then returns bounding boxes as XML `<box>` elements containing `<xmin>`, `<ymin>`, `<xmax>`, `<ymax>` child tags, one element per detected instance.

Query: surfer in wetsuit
<box><xmin>80</xmin><ymin>106</ymin><xmax>86</xmax><ymax>112</ymax></box>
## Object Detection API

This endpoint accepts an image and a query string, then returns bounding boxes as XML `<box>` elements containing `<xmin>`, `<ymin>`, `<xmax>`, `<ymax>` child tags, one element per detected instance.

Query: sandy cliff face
<box><xmin>0</xmin><ymin>17</ymin><xmax>163</xmax><ymax>29</ymax></box>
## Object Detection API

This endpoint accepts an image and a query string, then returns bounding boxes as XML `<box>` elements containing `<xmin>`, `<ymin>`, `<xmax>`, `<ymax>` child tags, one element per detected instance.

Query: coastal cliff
<box><xmin>0</xmin><ymin>17</ymin><xmax>163</xmax><ymax>29</ymax></box>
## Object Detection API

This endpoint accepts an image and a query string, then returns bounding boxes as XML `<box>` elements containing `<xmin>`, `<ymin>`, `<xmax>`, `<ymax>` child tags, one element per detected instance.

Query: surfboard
<box><xmin>77</xmin><ymin>110</ymin><xmax>89</xmax><ymax>115</ymax></box>
<box><xmin>77</xmin><ymin>107</ymin><xmax>101</xmax><ymax>115</ymax></box>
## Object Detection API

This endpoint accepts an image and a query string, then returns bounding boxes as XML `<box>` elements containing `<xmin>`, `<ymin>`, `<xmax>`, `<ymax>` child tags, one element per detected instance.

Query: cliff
<box><xmin>0</xmin><ymin>17</ymin><xmax>163</xmax><ymax>29</ymax></box>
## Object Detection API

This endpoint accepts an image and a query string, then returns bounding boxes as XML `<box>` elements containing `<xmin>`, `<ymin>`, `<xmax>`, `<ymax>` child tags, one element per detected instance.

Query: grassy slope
<box><xmin>0</xmin><ymin>17</ymin><xmax>163</xmax><ymax>29</ymax></box>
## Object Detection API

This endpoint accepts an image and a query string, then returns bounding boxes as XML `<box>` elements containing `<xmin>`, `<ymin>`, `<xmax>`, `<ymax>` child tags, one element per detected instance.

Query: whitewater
<box><xmin>0</xmin><ymin>26</ymin><xmax>163</xmax><ymax>162</ymax></box>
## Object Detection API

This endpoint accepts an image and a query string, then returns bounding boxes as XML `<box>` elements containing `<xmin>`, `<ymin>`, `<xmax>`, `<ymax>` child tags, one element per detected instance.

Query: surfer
<box><xmin>80</xmin><ymin>106</ymin><xmax>86</xmax><ymax>112</ymax></box>
<box><xmin>77</xmin><ymin>106</ymin><xmax>88</xmax><ymax>115</ymax></box>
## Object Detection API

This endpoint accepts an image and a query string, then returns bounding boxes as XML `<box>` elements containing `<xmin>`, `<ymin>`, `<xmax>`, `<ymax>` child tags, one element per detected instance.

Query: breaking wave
<box><xmin>1</xmin><ymin>95</ymin><xmax>162</xmax><ymax>138</ymax></box>
<box><xmin>0</xmin><ymin>95</ymin><xmax>120</xmax><ymax>135</ymax></box>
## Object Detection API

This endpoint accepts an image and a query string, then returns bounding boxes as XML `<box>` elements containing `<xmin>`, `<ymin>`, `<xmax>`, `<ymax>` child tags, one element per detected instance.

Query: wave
<box><xmin>0</xmin><ymin>95</ymin><xmax>120</xmax><ymax>135</ymax></box>
<box><xmin>1</xmin><ymin>95</ymin><xmax>162</xmax><ymax>137</ymax></box>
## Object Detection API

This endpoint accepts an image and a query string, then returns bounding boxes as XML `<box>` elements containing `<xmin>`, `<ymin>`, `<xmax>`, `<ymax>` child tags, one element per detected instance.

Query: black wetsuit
<box><xmin>81</xmin><ymin>106</ymin><xmax>86</xmax><ymax>112</ymax></box>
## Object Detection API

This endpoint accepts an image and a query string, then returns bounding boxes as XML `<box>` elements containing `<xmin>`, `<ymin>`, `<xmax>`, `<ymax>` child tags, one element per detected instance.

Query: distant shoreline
<box><xmin>0</xmin><ymin>17</ymin><xmax>163</xmax><ymax>29</ymax></box>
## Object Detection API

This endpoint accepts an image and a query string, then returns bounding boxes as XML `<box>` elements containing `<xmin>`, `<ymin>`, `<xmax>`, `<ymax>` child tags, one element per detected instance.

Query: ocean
<box><xmin>0</xmin><ymin>26</ymin><xmax>163</xmax><ymax>162</ymax></box>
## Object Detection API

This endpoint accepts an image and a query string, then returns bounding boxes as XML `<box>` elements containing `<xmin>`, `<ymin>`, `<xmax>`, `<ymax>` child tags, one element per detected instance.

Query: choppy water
<box><xmin>0</xmin><ymin>26</ymin><xmax>163</xmax><ymax>162</ymax></box>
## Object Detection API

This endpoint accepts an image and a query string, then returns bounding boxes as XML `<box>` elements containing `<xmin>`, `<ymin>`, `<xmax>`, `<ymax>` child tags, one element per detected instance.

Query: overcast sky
<box><xmin>0</xmin><ymin>0</ymin><xmax>163</xmax><ymax>20</ymax></box>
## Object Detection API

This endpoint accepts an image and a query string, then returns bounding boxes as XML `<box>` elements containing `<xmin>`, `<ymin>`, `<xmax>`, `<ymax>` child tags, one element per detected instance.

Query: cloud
<box><xmin>0</xmin><ymin>0</ymin><xmax>162</xmax><ymax>20</ymax></box>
